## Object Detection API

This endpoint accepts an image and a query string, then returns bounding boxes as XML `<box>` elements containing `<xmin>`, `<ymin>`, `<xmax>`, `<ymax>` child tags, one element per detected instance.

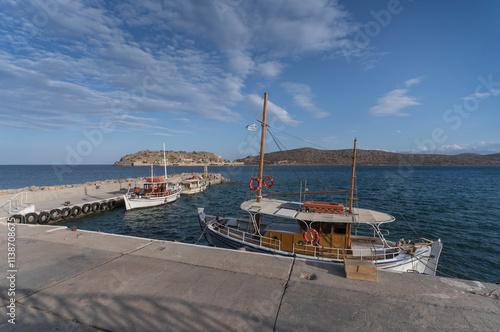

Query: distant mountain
<box><xmin>235</xmin><ymin>148</ymin><xmax>500</xmax><ymax>166</ymax></box>
<box><xmin>114</xmin><ymin>150</ymin><xmax>242</xmax><ymax>166</ymax></box>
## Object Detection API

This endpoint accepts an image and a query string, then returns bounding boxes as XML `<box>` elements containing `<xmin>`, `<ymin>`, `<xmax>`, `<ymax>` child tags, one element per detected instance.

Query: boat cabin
<box><xmin>241</xmin><ymin>198</ymin><xmax>394</xmax><ymax>259</ymax></box>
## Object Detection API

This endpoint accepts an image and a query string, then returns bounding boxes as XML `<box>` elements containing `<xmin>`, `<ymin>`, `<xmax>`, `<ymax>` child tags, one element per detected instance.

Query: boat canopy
<box><xmin>240</xmin><ymin>198</ymin><xmax>395</xmax><ymax>224</ymax></box>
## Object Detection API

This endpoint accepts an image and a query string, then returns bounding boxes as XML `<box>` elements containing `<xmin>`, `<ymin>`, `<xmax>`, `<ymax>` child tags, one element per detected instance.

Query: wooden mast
<box><xmin>257</xmin><ymin>92</ymin><xmax>268</xmax><ymax>203</ymax></box>
<box><xmin>254</xmin><ymin>93</ymin><xmax>268</xmax><ymax>235</ymax></box>
<box><xmin>347</xmin><ymin>138</ymin><xmax>357</xmax><ymax>249</ymax></box>
<box><xmin>349</xmin><ymin>138</ymin><xmax>357</xmax><ymax>214</ymax></box>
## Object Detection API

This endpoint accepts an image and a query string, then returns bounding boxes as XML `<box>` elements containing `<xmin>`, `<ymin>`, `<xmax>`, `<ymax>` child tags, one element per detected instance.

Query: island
<box><xmin>235</xmin><ymin>147</ymin><xmax>500</xmax><ymax>166</ymax></box>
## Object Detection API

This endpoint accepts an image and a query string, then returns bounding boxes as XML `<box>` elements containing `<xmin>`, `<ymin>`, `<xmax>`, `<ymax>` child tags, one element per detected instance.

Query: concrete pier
<box><xmin>1</xmin><ymin>222</ymin><xmax>499</xmax><ymax>331</ymax></box>
<box><xmin>0</xmin><ymin>173</ymin><xmax>228</xmax><ymax>223</ymax></box>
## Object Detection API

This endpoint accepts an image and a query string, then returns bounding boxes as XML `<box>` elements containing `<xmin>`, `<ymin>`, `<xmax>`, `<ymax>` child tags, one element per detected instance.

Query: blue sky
<box><xmin>1</xmin><ymin>0</ymin><xmax>499</xmax><ymax>164</ymax></box>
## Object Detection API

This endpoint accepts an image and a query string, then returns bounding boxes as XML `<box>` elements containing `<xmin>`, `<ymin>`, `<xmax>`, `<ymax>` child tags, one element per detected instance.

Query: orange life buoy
<box><xmin>263</xmin><ymin>176</ymin><xmax>274</xmax><ymax>188</ymax></box>
<box><xmin>249</xmin><ymin>178</ymin><xmax>261</xmax><ymax>191</ymax></box>
<box><xmin>303</xmin><ymin>228</ymin><xmax>319</xmax><ymax>245</ymax></box>
<box><xmin>152</xmin><ymin>183</ymin><xmax>158</xmax><ymax>190</ymax></box>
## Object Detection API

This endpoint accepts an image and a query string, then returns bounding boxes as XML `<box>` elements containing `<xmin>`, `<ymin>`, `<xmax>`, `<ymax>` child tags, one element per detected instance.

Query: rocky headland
<box><xmin>235</xmin><ymin>148</ymin><xmax>500</xmax><ymax>166</ymax></box>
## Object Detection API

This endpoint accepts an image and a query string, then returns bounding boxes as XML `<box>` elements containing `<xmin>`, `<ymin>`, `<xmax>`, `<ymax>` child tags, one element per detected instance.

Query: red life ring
<box><xmin>303</xmin><ymin>228</ymin><xmax>319</xmax><ymax>245</ymax></box>
<box><xmin>249</xmin><ymin>178</ymin><xmax>261</xmax><ymax>191</ymax></box>
<box><xmin>152</xmin><ymin>183</ymin><xmax>158</xmax><ymax>190</ymax></box>
<box><xmin>263</xmin><ymin>177</ymin><xmax>274</xmax><ymax>188</ymax></box>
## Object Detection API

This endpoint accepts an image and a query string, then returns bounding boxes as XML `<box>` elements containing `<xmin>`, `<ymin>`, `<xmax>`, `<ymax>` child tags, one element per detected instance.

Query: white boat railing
<box><xmin>292</xmin><ymin>243</ymin><xmax>400</xmax><ymax>261</ymax></box>
<box><xmin>4</xmin><ymin>192</ymin><xmax>29</xmax><ymax>214</ymax></box>
<box><xmin>352</xmin><ymin>226</ymin><xmax>390</xmax><ymax>238</ymax></box>
<box><xmin>212</xmin><ymin>219</ymin><xmax>282</xmax><ymax>252</ymax></box>
<box><xmin>208</xmin><ymin>217</ymin><xmax>399</xmax><ymax>260</ymax></box>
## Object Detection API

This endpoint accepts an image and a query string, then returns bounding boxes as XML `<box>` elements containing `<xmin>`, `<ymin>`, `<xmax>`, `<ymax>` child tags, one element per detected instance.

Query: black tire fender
<box><xmin>10</xmin><ymin>214</ymin><xmax>24</xmax><ymax>223</ymax></box>
<box><xmin>107</xmin><ymin>200</ymin><xmax>116</xmax><ymax>209</ymax></box>
<box><xmin>82</xmin><ymin>204</ymin><xmax>91</xmax><ymax>214</ymax></box>
<box><xmin>99</xmin><ymin>202</ymin><xmax>108</xmax><ymax>211</ymax></box>
<box><xmin>61</xmin><ymin>207</ymin><xmax>71</xmax><ymax>218</ymax></box>
<box><xmin>91</xmin><ymin>203</ymin><xmax>100</xmax><ymax>212</ymax></box>
<box><xmin>50</xmin><ymin>209</ymin><xmax>62</xmax><ymax>221</ymax></box>
<box><xmin>38</xmin><ymin>212</ymin><xmax>50</xmax><ymax>224</ymax></box>
<box><xmin>25</xmin><ymin>212</ymin><xmax>39</xmax><ymax>224</ymax></box>
<box><xmin>71</xmin><ymin>206</ymin><xmax>82</xmax><ymax>217</ymax></box>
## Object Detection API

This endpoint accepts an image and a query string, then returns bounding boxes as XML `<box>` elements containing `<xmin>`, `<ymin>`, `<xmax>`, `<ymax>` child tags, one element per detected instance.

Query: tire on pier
<box><xmin>38</xmin><ymin>212</ymin><xmax>50</xmax><ymax>224</ymax></box>
<box><xmin>91</xmin><ymin>203</ymin><xmax>100</xmax><ymax>212</ymax></box>
<box><xmin>61</xmin><ymin>207</ymin><xmax>72</xmax><ymax>219</ymax></box>
<box><xmin>99</xmin><ymin>202</ymin><xmax>108</xmax><ymax>212</ymax></box>
<box><xmin>107</xmin><ymin>200</ymin><xmax>117</xmax><ymax>210</ymax></box>
<box><xmin>25</xmin><ymin>212</ymin><xmax>39</xmax><ymax>224</ymax></box>
<box><xmin>10</xmin><ymin>214</ymin><xmax>24</xmax><ymax>223</ymax></box>
<box><xmin>71</xmin><ymin>206</ymin><xmax>82</xmax><ymax>217</ymax></box>
<box><xmin>82</xmin><ymin>204</ymin><xmax>91</xmax><ymax>214</ymax></box>
<box><xmin>50</xmin><ymin>209</ymin><xmax>62</xmax><ymax>221</ymax></box>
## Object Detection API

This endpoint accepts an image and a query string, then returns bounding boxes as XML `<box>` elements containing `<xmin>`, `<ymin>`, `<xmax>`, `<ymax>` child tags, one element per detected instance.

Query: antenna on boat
<box><xmin>256</xmin><ymin>92</ymin><xmax>268</xmax><ymax>203</ymax></box>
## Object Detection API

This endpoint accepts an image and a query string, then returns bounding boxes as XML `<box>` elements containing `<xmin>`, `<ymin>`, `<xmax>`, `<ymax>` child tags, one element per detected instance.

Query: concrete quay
<box><xmin>1</xmin><ymin>222</ymin><xmax>499</xmax><ymax>331</ymax></box>
<box><xmin>0</xmin><ymin>173</ymin><xmax>228</xmax><ymax>223</ymax></box>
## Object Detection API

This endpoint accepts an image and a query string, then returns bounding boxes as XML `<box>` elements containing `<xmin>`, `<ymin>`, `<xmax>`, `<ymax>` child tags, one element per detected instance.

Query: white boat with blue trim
<box><xmin>198</xmin><ymin>93</ymin><xmax>442</xmax><ymax>275</ymax></box>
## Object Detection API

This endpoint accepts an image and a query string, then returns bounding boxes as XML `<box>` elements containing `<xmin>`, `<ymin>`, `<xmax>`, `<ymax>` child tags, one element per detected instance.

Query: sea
<box><xmin>1</xmin><ymin>164</ymin><xmax>499</xmax><ymax>283</ymax></box>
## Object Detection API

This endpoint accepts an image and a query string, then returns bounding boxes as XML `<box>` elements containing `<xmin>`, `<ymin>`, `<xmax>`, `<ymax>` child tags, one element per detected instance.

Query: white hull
<box><xmin>181</xmin><ymin>187</ymin><xmax>205</xmax><ymax>195</ymax></box>
<box><xmin>124</xmin><ymin>189</ymin><xmax>181</xmax><ymax>211</ymax></box>
<box><xmin>198</xmin><ymin>209</ymin><xmax>442</xmax><ymax>275</ymax></box>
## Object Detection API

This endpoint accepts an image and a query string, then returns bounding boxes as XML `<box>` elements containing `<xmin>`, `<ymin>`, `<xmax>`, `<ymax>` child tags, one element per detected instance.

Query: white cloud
<box><xmin>404</xmin><ymin>76</ymin><xmax>424</xmax><ymax>87</ymax></box>
<box><xmin>0</xmin><ymin>0</ymin><xmax>369</xmax><ymax>134</ymax></box>
<box><xmin>462</xmin><ymin>88</ymin><xmax>500</xmax><ymax>100</ymax></box>
<box><xmin>369</xmin><ymin>89</ymin><xmax>420</xmax><ymax>116</ymax></box>
<box><xmin>369</xmin><ymin>78</ymin><xmax>423</xmax><ymax>116</ymax></box>
<box><xmin>245</xmin><ymin>94</ymin><xmax>300</xmax><ymax>127</ymax></box>
<box><xmin>282</xmin><ymin>82</ymin><xmax>328</xmax><ymax>118</ymax></box>
<box><xmin>402</xmin><ymin>142</ymin><xmax>500</xmax><ymax>154</ymax></box>
<box><xmin>322</xmin><ymin>136</ymin><xmax>338</xmax><ymax>143</ymax></box>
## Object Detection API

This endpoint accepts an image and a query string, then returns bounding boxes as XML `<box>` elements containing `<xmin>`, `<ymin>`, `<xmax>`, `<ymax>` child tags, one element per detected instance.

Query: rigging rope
<box><xmin>267</xmin><ymin>128</ymin><xmax>303</xmax><ymax>184</ymax></box>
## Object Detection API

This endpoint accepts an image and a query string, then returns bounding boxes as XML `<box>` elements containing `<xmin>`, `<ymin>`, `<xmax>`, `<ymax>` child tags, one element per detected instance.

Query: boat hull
<box><xmin>198</xmin><ymin>208</ymin><xmax>441</xmax><ymax>275</ymax></box>
<box><xmin>124</xmin><ymin>189</ymin><xmax>181</xmax><ymax>211</ymax></box>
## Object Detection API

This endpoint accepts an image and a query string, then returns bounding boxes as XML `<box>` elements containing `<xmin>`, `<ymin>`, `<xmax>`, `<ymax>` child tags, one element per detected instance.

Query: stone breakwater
<box><xmin>0</xmin><ymin>172</ymin><xmax>232</xmax><ymax>196</ymax></box>
<box><xmin>0</xmin><ymin>173</ymin><xmax>233</xmax><ymax>223</ymax></box>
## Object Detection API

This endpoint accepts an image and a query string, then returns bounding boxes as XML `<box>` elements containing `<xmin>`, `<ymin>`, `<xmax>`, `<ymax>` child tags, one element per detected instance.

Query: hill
<box><xmin>114</xmin><ymin>150</ymin><xmax>242</xmax><ymax>166</ymax></box>
<box><xmin>235</xmin><ymin>148</ymin><xmax>500</xmax><ymax>166</ymax></box>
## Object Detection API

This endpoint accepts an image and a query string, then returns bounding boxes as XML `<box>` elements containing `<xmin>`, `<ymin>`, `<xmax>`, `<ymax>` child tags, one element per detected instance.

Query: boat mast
<box><xmin>163</xmin><ymin>142</ymin><xmax>167</xmax><ymax>180</ymax></box>
<box><xmin>347</xmin><ymin>138</ymin><xmax>357</xmax><ymax>249</ymax></box>
<box><xmin>349</xmin><ymin>138</ymin><xmax>357</xmax><ymax>214</ymax></box>
<box><xmin>257</xmin><ymin>92</ymin><xmax>268</xmax><ymax>203</ymax></box>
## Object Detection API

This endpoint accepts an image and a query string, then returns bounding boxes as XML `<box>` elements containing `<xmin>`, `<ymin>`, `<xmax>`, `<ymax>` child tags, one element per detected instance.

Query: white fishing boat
<box><xmin>181</xmin><ymin>176</ymin><xmax>207</xmax><ymax>195</ymax></box>
<box><xmin>198</xmin><ymin>93</ymin><xmax>443</xmax><ymax>275</ymax></box>
<box><xmin>124</xmin><ymin>143</ymin><xmax>182</xmax><ymax>211</ymax></box>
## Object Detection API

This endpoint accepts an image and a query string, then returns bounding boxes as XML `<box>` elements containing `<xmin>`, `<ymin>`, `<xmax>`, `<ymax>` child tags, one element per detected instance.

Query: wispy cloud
<box><xmin>282</xmin><ymin>82</ymin><xmax>328</xmax><ymax>118</ymax></box>
<box><xmin>401</xmin><ymin>142</ymin><xmax>500</xmax><ymax>154</ymax></box>
<box><xmin>462</xmin><ymin>88</ymin><xmax>500</xmax><ymax>100</ymax></box>
<box><xmin>404</xmin><ymin>76</ymin><xmax>424</xmax><ymax>87</ymax></box>
<box><xmin>369</xmin><ymin>77</ymin><xmax>423</xmax><ymax>116</ymax></box>
<box><xmin>245</xmin><ymin>94</ymin><xmax>300</xmax><ymax>127</ymax></box>
<box><xmin>322</xmin><ymin>136</ymin><xmax>338</xmax><ymax>143</ymax></box>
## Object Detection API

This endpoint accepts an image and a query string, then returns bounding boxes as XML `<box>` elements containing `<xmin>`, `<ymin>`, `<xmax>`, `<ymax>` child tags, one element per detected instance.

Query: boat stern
<box><xmin>423</xmin><ymin>238</ymin><xmax>443</xmax><ymax>276</ymax></box>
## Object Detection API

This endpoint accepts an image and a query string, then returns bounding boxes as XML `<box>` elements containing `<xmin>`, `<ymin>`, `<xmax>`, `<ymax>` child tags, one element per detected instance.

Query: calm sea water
<box><xmin>1</xmin><ymin>165</ymin><xmax>499</xmax><ymax>283</ymax></box>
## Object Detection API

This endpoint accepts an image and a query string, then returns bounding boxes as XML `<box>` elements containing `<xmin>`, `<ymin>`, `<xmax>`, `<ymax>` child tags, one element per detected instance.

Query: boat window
<box><xmin>333</xmin><ymin>223</ymin><xmax>347</xmax><ymax>235</ymax></box>
<box><xmin>321</xmin><ymin>222</ymin><xmax>332</xmax><ymax>234</ymax></box>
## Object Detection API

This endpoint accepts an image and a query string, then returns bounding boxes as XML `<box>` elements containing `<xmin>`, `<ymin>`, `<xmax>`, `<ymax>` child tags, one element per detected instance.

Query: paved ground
<box><xmin>0</xmin><ymin>222</ymin><xmax>499</xmax><ymax>331</ymax></box>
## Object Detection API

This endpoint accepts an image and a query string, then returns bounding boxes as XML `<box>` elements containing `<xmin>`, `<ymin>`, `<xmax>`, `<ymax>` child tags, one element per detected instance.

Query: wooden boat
<box><xmin>181</xmin><ymin>176</ymin><xmax>207</xmax><ymax>195</ymax></box>
<box><xmin>124</xmin><ymin>143</ymin><xmax>182</xmax><ymax>210</ymax></box>
<box><xmin>198</xmin><ymin>93</ymin><xmax>442</xmax><ymax>275</ymax></box>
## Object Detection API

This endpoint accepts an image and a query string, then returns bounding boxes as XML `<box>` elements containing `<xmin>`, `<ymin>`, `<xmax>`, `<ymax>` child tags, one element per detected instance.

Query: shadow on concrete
<box><xmin>12</xmin><ymin>291</ymin><xmax>272</xmax><ymax>331</ymax></box>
